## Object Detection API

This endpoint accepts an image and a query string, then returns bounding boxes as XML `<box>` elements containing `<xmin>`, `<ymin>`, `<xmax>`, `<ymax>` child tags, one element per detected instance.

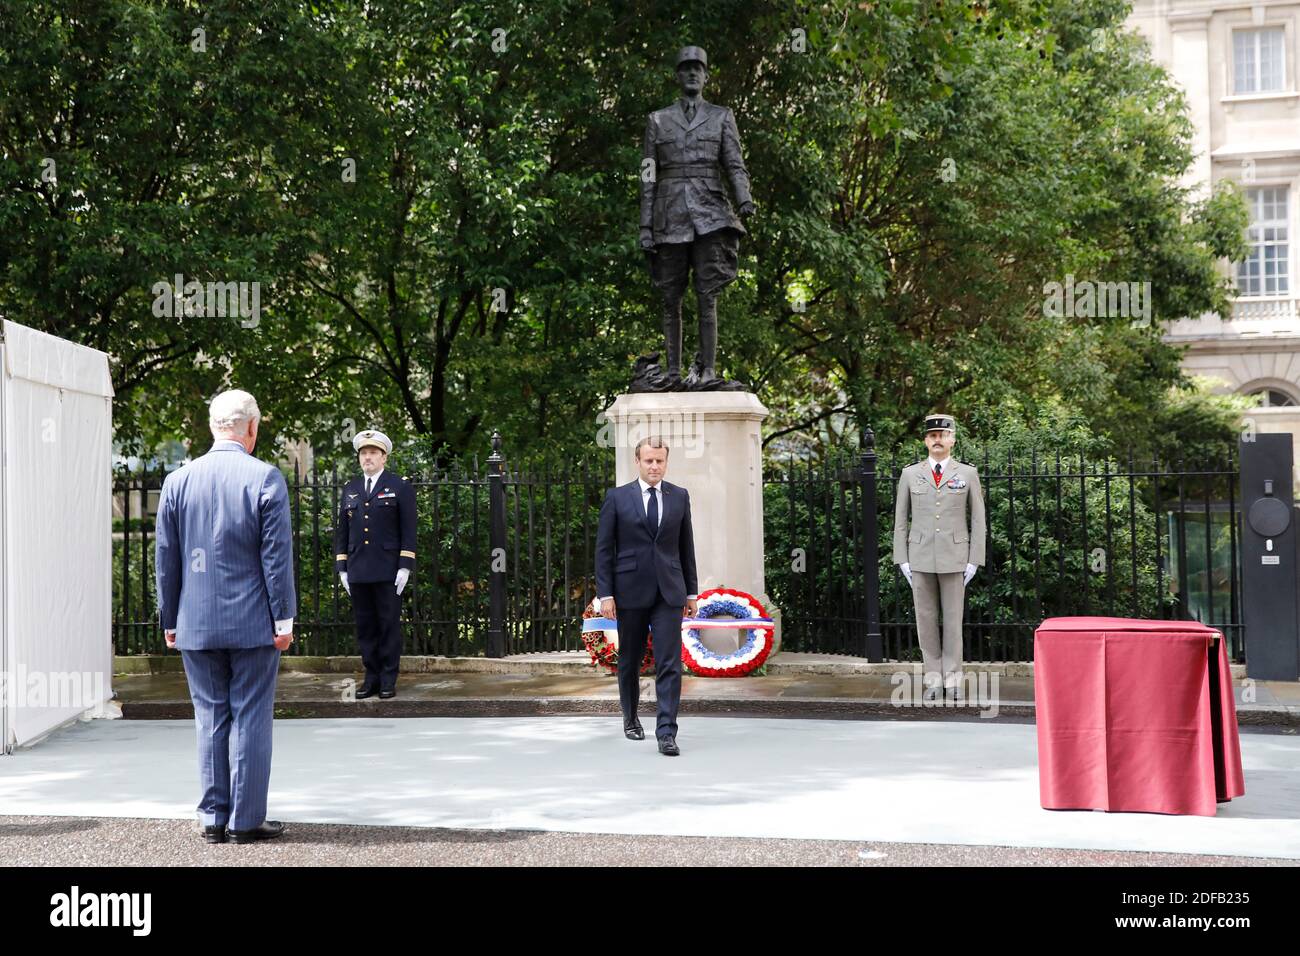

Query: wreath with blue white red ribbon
<box><xmin>580</xmin><ymin>598</ymin><xmax>654</xmax><ymax>675</ymax></box>
<box><xmin>680</xmin><ymin>587</ymin><xmax>776</xmax><ymax>678</ymax></box>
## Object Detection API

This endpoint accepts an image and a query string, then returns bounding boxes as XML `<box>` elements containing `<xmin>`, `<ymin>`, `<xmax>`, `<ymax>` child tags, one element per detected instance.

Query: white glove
<box><xmin>339</xmin><ymin>571</ymin><xmax>350</xmax><ymax>595</ymax></box>
<box><xmin>395</xmin><ymin>568</ymin><xmax>410</xmax><ymax>595</ymax></box>
<box><xmin>963</xmin><ymin>563</ymin><xmax>976</xmax><ymax>586</ymax></box>
<box><xmin>900</xmin><ymin>562</ymin><xmax>913</xmax><ymax>586</ymax></box>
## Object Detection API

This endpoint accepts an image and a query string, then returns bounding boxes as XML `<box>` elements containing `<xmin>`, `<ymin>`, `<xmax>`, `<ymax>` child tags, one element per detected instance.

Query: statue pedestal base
<box><xmin>601</xmin><ymin>391</ymin><xmax>779</xmax><ymax>654</ymax></box>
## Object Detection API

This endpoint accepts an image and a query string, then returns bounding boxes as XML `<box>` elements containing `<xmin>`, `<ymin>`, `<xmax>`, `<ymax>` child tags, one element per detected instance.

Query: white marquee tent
<box><xmin>1</xmin><ymin>319</ymin><xmax>115</xmax><ymax>753</ymax></box>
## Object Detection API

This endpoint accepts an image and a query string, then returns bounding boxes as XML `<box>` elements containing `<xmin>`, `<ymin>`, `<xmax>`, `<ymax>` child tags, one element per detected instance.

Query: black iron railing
<box><xmin>114</xmin><ymin>435</ymin><xmax>1244</xmax><ymax>662</ymax></box>
<box><xmin>762</xmin><ymin>444</ymin><xmax>1242</xmax><ymax>662</ymax></box>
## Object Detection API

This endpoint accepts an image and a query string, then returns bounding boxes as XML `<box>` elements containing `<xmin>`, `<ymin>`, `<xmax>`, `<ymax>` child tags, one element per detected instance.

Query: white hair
<box><xmin>208</xmin><ymin>389</ymin><xmax>261</xmax><ymax>436</ymax></box>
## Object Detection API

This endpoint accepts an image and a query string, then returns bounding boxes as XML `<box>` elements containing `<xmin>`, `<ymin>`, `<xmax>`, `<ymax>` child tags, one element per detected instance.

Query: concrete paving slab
<box><xmin>1</xmin><ymin>716</ymin><xmax>1297</xmax><ymax>859</ymax></box>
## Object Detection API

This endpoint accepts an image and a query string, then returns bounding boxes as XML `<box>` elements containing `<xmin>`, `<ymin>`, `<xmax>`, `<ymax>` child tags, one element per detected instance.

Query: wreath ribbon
<box><xmin>679</xmin><ymin>588</ymin><xmax>777</xmax><ymax>677</ymax></box>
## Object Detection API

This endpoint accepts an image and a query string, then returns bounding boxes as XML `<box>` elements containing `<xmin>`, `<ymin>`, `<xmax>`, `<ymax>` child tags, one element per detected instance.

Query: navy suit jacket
<box><xmin>332</xmin><ymin>471</ymin><xmax>417</xmax><ymax>584</ymax></box>
<box><xmin>155</xmin><ymin>441</ymin><xmax>297</xmax><ymax>649</ymax></box>
<box><xmin>595</xmin><ymin>479</ymin><xmax>698</xmax><ymax>609</ymax></box>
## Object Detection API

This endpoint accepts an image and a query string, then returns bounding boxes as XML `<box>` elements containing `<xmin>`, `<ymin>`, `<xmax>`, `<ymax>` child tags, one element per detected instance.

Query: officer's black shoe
<box><xmin>623</xmin><ymin>717</ymin><xmax>645</xmax><ymax>740</ymax></box>
<box><xmin>379</xmin><ymin>688</ymin><xmax>397</xmax><ymax>699</ymax></box>
<box><xmin>355</xmin><ymin>685</ymin><xmax>379</xmax><ymax>700</ymax></box>
<box><xmin>202</xmin><ymin>825</ymin><xmax>226</xmax><ymax>845</ymax></box>
<box><xmin>657</xmin><ymin>736</ymin><xmax>680</xmax><ymax>756</ymax></box>
<box><xmin>228</xmin><ymin>820</ymin><xmax>286</xmax><ymax>844</ymax></box>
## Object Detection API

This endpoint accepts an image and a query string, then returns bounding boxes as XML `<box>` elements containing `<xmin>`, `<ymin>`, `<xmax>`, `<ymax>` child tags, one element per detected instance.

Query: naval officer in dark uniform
<box><xmin>333</xmin><ymin>429</ymin><xmax>417</xmax><ymax>699</ymax></box>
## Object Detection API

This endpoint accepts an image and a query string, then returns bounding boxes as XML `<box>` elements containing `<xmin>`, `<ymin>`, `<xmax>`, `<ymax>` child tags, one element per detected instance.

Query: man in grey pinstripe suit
<box><xmin>156</xmin><ymin>389</ymin><xmax>297</xmax><ymax>844</ymax></box>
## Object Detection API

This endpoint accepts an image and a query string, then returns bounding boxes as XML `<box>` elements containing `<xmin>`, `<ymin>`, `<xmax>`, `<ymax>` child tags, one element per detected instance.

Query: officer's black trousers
<box><xmin>351</xmin><ymin>581</ymin><xmax>403</xmax><ymax>691</ymax></box>
<box><xmin>615</xmin><ymin>587</ymin><xmax>684</xmax><ymax>740</ymax></box>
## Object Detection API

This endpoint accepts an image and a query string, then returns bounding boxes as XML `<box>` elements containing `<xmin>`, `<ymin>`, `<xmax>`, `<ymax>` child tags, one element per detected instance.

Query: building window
<box><xmin>1236</xmin><ymin>187</ymin><xmax>1290</xmax><ymax>297</ymax></box>
<box><xmin>1233</xmin><ymin>27</ymin><xmax>1287</xmax><ymax>93</ymax></box>
<box><xmin>1247</xmin><ymin>388</ymin><xmax>1298</xmax><ymax>407</ymax></box>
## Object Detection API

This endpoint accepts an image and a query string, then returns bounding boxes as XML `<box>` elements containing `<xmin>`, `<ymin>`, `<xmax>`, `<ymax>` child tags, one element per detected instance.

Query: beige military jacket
<box><xmin>892</xmin><ymin>459</ymin><xmax>987</xmax><ymax>573</ymax></box>
<box><xmin>640</xmin><ymin>100</ymin><xmax>752</xmax><ymax>245</ymax></box>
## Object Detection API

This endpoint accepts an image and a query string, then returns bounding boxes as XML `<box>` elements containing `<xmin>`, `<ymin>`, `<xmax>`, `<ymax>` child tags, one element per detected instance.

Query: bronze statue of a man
<box><xmin>635</xmin><ymin>45</ymin><xmax>754</xmax><ymax>392</ymax></box>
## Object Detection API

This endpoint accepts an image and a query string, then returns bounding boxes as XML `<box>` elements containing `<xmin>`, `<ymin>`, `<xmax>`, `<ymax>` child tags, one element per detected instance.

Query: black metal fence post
<box><xmin>860</xmin><ymin>428</ymin><xmax>883</xmax><ymax>661</ymax></box>
<box><xmin>486</xmin><ymin>431</ymin><xmax>507</xmax><ymax>658</ymax></box>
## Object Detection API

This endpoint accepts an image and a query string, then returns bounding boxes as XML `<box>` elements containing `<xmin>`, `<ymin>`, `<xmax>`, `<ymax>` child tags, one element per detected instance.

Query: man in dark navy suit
<box><xmin>595</xmin><ymin>437</ymin><xmax>698</xmax><ymax>755</ymax></box>
<box><xmin>333</xmin><ymin>429</ymin><xmax>417</xmax><ymax>699</ymax></box>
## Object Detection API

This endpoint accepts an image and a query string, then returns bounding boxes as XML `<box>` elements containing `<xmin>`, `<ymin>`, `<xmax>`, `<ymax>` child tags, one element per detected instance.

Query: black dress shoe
<box><xmin>623</xmin><ymin>718</ymin><xmax>645</xmax><ymax>740</ymax></box>
<box><xmin>379</xmin><ymin>688</ymin><xmax>396</xmax><ymax>699</ymax></box>
<box><xmin>228</xmin><ymin>820</ymin><xmax>286</xmax><ymax>844</ymax></box>
<box><xmin>203</xmin><ymin>824</ymin><xmax>226</xmax><ymax>844</ymax></box>
<box><xmin>657</xmin><ymin>736</ymin><xmax>680</xmax><ymax>756</ymax></box>
<box><xmin>355</xmin><ymin>685</ymin><xmax>379</xmax><ymax>700</ymax></box>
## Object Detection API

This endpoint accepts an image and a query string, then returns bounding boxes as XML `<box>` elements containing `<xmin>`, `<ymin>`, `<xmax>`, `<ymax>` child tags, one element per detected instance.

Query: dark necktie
<box><xmin>366</xmin><ymin>476</ymin><xmax>373</xmax><ymax>497</ymax></box>
<box><xmin>933</xmin><ymin>463</ymin><xmax>943</xmax><ymax>486</ymax></box>
<box><xmin>647</xmin><ymin>486</ymin><xmax>659</xmax><ymax>536</ymax></box>
<box><xmin>686</xmin><ymin>103</ymin><xmax>695</xmax><ymax>122</ymax></box>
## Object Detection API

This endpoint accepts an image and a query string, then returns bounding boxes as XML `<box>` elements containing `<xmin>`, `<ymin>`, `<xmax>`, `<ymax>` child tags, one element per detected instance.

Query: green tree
<box><xmin>754</xmin><ymin>0</ymin><xmax>1249</xmax><ymax>461</ymax></box>
<box><xmin>1</xmin><ymin>0</ymin><xmax>1247</xmax><ymax>468</ymax></box>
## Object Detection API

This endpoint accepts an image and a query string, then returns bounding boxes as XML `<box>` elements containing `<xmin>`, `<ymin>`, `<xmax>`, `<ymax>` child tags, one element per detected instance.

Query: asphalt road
<box><xmin>0</xmin><ymin>815</ymin><xmax>1291</xmax><ymax>867</ymax></box>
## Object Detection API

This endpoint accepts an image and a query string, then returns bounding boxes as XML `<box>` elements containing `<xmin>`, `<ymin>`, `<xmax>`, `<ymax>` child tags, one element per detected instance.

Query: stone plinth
<box><xmin>601</xmin><ymin>391</ymin><xmax>777</xmax><ymax>653</ymax></box>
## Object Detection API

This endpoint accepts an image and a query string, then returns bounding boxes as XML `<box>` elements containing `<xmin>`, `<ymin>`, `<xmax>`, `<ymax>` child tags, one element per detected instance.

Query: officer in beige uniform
<box><xmin>892</xmin><ymin>414</ymin><xmax>986</xmax><ymax>699</ymax></box>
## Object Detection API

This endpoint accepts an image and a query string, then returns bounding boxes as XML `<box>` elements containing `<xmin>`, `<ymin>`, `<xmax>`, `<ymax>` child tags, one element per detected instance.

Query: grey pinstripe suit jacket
<box><xmin>155</xmin><ymin>441</ymin><xmax>297</xmax><ymax>649</ymax></box>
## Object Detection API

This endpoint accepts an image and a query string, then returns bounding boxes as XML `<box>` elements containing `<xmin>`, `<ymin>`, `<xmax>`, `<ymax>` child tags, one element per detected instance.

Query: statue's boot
<box><xmin>683</xmin><ymin>293</ymin><xmax>744</xmax><ymax>390</ymax></box>
<box><xmin>660</xmin><ymin>297</ymin><xmax>684</xmax><ymax>388</ymax></box>
<box><xmin>697</xmin><ymin>292</ymin><xmax>718</xmax><ymax>379</ymax></box>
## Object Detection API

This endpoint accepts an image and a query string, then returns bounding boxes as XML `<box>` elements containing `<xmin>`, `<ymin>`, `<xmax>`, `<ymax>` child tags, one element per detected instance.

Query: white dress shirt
<box><xmin>363</xmin><ymin>467</ymin><xmax>385</xmax><ymax>496</ymax></box>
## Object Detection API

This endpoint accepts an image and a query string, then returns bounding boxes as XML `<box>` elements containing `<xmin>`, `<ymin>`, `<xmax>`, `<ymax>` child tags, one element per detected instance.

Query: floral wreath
<box><xmin>681</xmin><ymin>587</ymin><xmax>776</xmax><ymax>678</ymax></box>
<box><xmin>580</xmin><ymin>597</ymin><xmax>654</xmax><ymax>675</ymax></box>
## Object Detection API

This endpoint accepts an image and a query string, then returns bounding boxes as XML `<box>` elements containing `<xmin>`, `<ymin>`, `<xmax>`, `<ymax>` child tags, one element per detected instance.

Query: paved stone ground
<box><xmin>5</xmin><ymin>717</ymin><xmax>1297</xmax><ymax>859</ymax></box>
<box><xmin>0</xmin><ymin>815</ymin><xmax>1290</xmax><ymax>867</ymax></box>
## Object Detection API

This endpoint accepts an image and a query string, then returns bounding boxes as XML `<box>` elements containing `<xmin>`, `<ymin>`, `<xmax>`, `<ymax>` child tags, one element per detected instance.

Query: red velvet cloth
<box><xmin>1034</xmin><ymin>616</ymin><xmax>1245</xmax><ymax>816</ymax></box>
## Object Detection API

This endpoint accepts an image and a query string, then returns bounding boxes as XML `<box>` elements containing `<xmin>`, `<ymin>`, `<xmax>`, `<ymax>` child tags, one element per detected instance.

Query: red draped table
<box><xmin>1034</xmin><ymin>616</ymin><xmax>1245</xmax><ymax>816</ymax></box>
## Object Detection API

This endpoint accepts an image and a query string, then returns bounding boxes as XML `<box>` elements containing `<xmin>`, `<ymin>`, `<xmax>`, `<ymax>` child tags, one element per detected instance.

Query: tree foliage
<box><xmin>0</xmin><ymin>0</ymin><xmax>1247</xmax><ymax>466</ymax></box>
